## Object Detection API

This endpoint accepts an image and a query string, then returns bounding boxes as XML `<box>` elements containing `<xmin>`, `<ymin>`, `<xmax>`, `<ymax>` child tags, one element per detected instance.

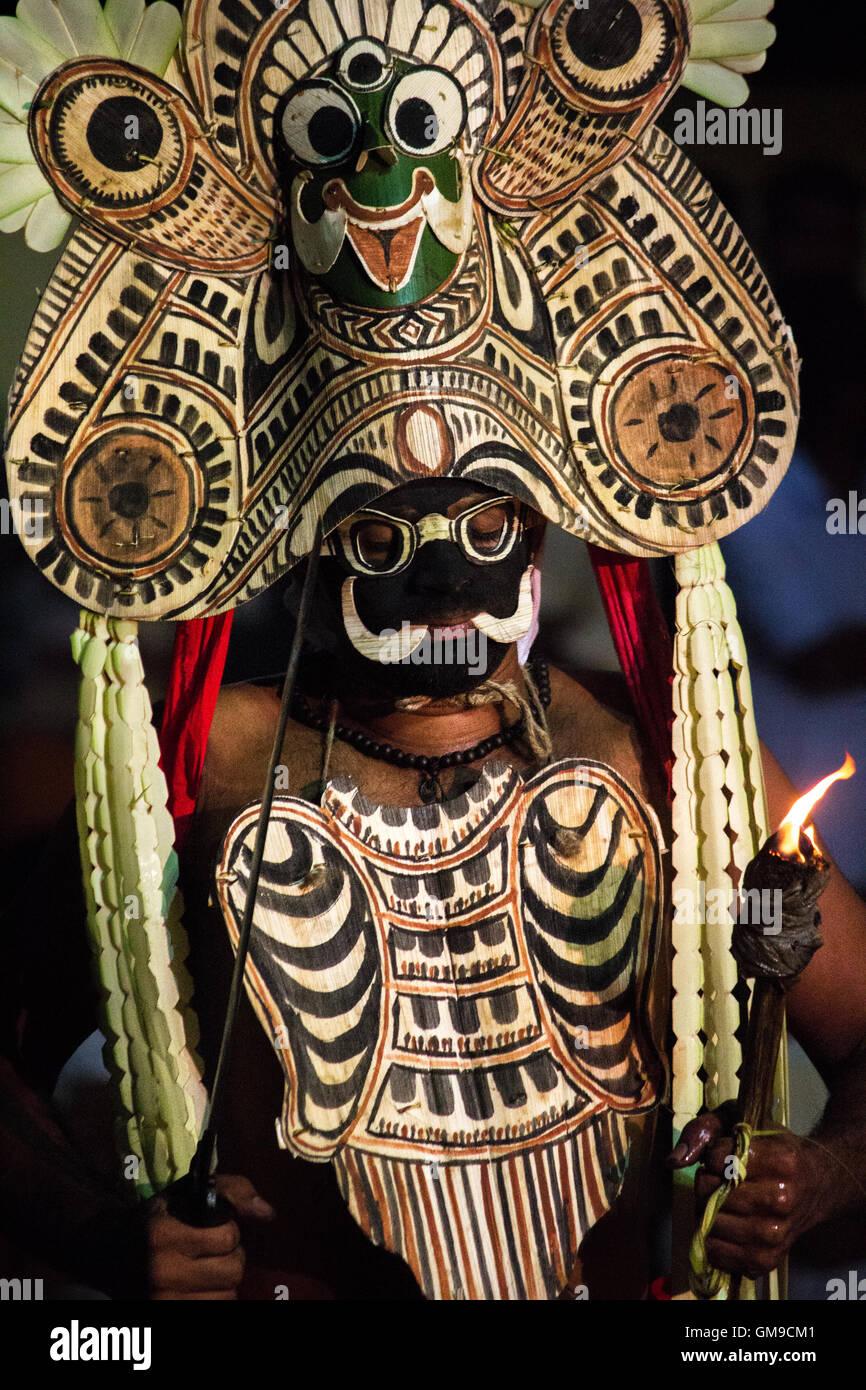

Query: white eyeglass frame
<box><xmin>326</xmin><ymin>494</ymin><xmax>523</xmax><ymax>576</ymax></box>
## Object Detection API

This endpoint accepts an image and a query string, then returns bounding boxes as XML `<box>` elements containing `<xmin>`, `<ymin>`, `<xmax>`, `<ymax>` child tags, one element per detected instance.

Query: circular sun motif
<box><xmin>607</xmin><ymin>355</ymin><xmax>752</xmax><ymax>495</ymax></box>
<box><xmin>65</xmin><ymin>430</ymin><xmax>195</xmax><ymax>573</ymax></box>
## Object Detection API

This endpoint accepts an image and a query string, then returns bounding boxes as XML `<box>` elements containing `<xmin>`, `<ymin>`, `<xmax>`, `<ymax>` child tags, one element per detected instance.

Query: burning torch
<box><xmin>690</xmin><ymin>754</ymin><xmax>856</xmax><ymax>1299</ymax></box>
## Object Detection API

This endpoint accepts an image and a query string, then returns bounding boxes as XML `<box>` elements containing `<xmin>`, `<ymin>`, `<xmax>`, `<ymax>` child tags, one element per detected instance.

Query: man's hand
<box><xmin>670</xmin><ymin>1109</ymin><xmax>828</xmax><ymax>1280</ymax></box>
<box><xmin>148</xmin><ymin>1175</ymin><xmax>275</xmax><ymax>1301</ymax></box>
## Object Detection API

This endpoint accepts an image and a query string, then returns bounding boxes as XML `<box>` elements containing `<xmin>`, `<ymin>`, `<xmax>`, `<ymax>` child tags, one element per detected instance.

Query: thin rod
<box><xmin>191</xmin><ymin>523</ymin><xmax>324</xmax><ymax>1183</ymax></box>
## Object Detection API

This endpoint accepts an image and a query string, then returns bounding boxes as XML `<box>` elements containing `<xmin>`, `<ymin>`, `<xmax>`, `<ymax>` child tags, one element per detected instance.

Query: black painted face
<box><xmin>314</xmin><ymin>480</ymin><xmax>542</xmax><ymax>700</ymax></box>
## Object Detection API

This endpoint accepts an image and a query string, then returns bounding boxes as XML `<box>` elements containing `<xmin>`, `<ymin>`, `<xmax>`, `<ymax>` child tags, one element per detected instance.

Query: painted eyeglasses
<box><xmin>327</xmin><ymin>495</ymin><xmax>523</xmax><ymax>575</ymax></box>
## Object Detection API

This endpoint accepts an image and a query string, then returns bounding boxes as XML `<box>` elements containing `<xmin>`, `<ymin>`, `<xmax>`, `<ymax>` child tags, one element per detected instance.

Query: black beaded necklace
<box><xmin>292</xmin><ymin>658</ymin><xmax>551</xmax><ymax>803</ymax></box>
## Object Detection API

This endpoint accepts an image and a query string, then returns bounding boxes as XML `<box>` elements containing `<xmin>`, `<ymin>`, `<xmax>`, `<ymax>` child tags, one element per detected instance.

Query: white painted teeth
<box><xmin>420</xmin><ymin>153</ymin><xmax>473</xmax><ymax>254</ymax></box>
<box><xmin>290</xmin><ymin>179</ymin><xmax>347</xmax><ymax>274</ymax></box>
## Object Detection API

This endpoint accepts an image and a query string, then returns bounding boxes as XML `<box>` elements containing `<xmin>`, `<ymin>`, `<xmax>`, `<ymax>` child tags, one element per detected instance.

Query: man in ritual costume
<box><xmin>2</xmin><ymin>0</ymin><xmax>866</xmax><ymax>1300</ymax></box>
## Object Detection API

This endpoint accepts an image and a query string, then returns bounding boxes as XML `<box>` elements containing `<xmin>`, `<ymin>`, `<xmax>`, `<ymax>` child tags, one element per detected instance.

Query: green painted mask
<box><xmin>279</xmin><ymin>38</ymin><xmax>472</xmax><ymax>307</ymax></box>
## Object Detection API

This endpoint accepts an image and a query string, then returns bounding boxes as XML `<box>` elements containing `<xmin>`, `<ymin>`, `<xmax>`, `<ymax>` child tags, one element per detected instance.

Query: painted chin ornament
<box><xmin>2</xmin><ymin>0</ymin><xmax>796</xmax><ymax>1298</ymax></box>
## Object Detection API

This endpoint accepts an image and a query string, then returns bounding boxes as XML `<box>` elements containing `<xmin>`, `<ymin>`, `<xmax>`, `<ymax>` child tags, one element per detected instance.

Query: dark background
<box><xmin>0</xmin><ymin>0</ymin><xmax>862</xmax><ymax>1300</ymax></box>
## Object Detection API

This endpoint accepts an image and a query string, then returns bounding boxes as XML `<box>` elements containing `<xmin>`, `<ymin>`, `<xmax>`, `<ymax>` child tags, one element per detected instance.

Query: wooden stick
<box><xmin>735</xmin><ymin>980</ymin><xmax>786</xmax><ymax>1133</ymax></box>
<box><xmin>692</xmin><ymin>829</ymin><xmax>829</xmax><ymax>1299</ymax></box>
<box><xmin>172</xmin><ymin>523</ymin><xmax>323</xmax><ymax>1224</ymax></box>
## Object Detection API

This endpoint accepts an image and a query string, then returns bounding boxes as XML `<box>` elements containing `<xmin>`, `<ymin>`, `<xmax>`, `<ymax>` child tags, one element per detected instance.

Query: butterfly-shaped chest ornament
<box><xmin>217</xmin><ymin>759</ymin><xmax>665</xmax><ymax>1300</ymax></box>
<box><xmin>5</xmin><ymin>0</ymin><xmax>797</xmax><ymax>620</ymax></box>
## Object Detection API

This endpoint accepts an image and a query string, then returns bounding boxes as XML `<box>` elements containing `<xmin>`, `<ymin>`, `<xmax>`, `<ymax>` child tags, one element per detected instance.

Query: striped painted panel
<box><xmin>333</xmin><ymin>1110</ymin><xmax>631</xmax><ymax>1300</ymax></box>
<box><xmin>217</xmin><ymin>758</ymin><xmax>665</xmax><ymax>1297</ymax></box>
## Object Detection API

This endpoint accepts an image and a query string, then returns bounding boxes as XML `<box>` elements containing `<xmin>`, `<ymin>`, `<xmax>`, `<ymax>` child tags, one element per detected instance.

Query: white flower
<box><xmin>683</xmin><ymin>0</ymin><xmax>777</xmax><ymax>107</ymax></box>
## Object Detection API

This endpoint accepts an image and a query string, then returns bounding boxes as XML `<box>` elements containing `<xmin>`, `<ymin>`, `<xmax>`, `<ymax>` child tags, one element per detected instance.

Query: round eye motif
<box><xmin>280</xmin><ymin>81</ymin><xmax>360</xmax><ymax>166</ymax></box>
<box><xmin>552</xmin><ymin>0</ymin><xmax>677</xmax><ymax>103</ymax></box>
<box><xmin>86</xmin><ymin>95</ymin><xmax>163</xmax><ymax>170</ymax></box>
<box><xmin>65</xmin><ymin>429</ymin><xmax>195</xmax><ymax>573</ymax></box>
<box><xmin>385</xmin><ymin>68</ymin><xmax>467</xmax><ymax>156</ymax></box>
<box><xmin>336</xmin><ymin>38</ymin><xmax>392</xmax><ymax>91</ymax></box>
<box><xmin>42</xmin><ymin>71</ymin><xmax>185</xmax><ymax>210</ymax></box>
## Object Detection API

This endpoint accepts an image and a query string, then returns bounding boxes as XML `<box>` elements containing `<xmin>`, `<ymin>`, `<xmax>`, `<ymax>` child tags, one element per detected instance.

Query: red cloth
<box><xmin>159</xmin><ymin>613</ymin><xmax>233</xmax><ymax>847</ymax></box>
<box><xmin>587</xmin><ymin>547</ymin><xmax>674</xmax><ymax>797</ymax></box>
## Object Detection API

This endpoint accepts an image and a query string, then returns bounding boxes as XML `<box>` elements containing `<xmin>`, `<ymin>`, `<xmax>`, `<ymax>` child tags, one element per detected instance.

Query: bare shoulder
<box><xmin>208</xmin><ymin>682</ymin><xmax>279</xmax><ymax>760</ymax></box>
<box><xmin>199</xmin><ymin>682</ymin><xmax>318</xmax><ymax>813</ymax></box>
<box><xmin>546</xmin><ymin>665</ymin><xmax>665</xmax><ymax>816</ymax></box>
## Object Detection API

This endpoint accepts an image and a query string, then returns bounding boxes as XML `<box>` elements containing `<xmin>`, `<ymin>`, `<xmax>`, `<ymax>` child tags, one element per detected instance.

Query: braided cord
<box><xmin>689</xmin><ymin>1123</ymin><xmax>753</xmax><ymax>1299</ymax></box>
<box><xmin>689</xmin><ymin>1124</ymin><xmax>791</xmax><ymax>1300</ymax></box>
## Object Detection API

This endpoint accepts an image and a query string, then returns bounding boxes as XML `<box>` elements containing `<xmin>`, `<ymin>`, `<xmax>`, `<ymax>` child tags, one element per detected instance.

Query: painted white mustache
<box><xmin>290</xmin><ymin>153</ymin><xmax>473</xmax><ymax>278</ymax></box>
<box><xmin>472</xmin><ymin>566</ymin><xmax>535</xmax><ymax>644</ymax></box>
<box><xmin>342</xmin><ymin>579</ymin><xmax>426</xmax><ymax>661</ymax></box>
<box><xmin>341</xmin><ymin>566</ymin><xmax>535</xmax><ymax>663</ymax></box>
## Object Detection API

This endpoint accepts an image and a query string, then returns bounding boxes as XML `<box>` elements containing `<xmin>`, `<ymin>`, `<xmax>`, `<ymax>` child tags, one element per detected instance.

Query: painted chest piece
<box><xmin>216</xmin><ymin>758</ymin><xmax>665</xmax><ymax>1299</ymax></box>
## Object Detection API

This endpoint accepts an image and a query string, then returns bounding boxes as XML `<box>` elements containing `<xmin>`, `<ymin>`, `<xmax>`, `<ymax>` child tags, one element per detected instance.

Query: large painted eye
<box><xmin>39</xmin><ymin>69</ymin><xmax>185</xmax><ymax>210</ymax></box>
<box><xmin>350</xmin><ymin>517</ymin><xmax>408</xmax><ymax>572</ymax></box>
<box><xmin>385</xmin><ymin>68</ymin><xmax>467</xmax><ymax>156</ymax></box>
<box><xmin>336</xmin><ymin>38</ymin><xmax>392</xmax><ymax>92</ymax></box>
<box><xmin>551</xmin><ymin>0</ymin><xmax>677</xmax><ymax>102</ymax></box>
<box><xmin>280</xmin><ymin>81</ymin><xmax>360</xmax><ymax>166</ymax></box>
<box><xmin>463</xmin><ymin>502</ymin><xmax>515</xmax><ymax>559</ymax></box>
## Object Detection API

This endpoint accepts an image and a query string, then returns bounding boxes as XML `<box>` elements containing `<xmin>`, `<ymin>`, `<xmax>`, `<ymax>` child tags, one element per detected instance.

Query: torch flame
<box><xmin>777</xmin><ymin>754</ymin><xmax>856</xmax><ymax>858</ymax></box>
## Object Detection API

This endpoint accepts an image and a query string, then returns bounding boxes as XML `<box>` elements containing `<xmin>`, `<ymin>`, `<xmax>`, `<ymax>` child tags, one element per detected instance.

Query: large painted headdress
<box><xmin>5</xmin><ymin>0</ymin><xmax>796</xmax><ymax>617</ymax></box>
<box><xmin>2</xmin><ymin>0</ymin><xmax>794</xmax><ymax>1295</ymax></box>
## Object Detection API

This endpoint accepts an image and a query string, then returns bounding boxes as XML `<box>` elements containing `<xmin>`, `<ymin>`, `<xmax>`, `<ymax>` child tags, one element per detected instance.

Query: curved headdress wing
<box><xmin>4</xmin><ymin>0</ymin><xmax>797</xmax><ymax>620</ymax></box>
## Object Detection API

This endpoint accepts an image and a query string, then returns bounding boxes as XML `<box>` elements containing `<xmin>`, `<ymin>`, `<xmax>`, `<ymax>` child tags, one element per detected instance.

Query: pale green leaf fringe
<box><xmin>683</xmin><ymin>0</ymin><xmax>776</xmax><ymax>106</ymax></box>
<box><xmin>72</xmin><ymin>609</ymin><xmax>206</xmax><ymax>1197</ymax></box>
<box><xmin>670</xmin><ymin>545</ymin><xmax>787</xmax><ymax>1300</ymax></box>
